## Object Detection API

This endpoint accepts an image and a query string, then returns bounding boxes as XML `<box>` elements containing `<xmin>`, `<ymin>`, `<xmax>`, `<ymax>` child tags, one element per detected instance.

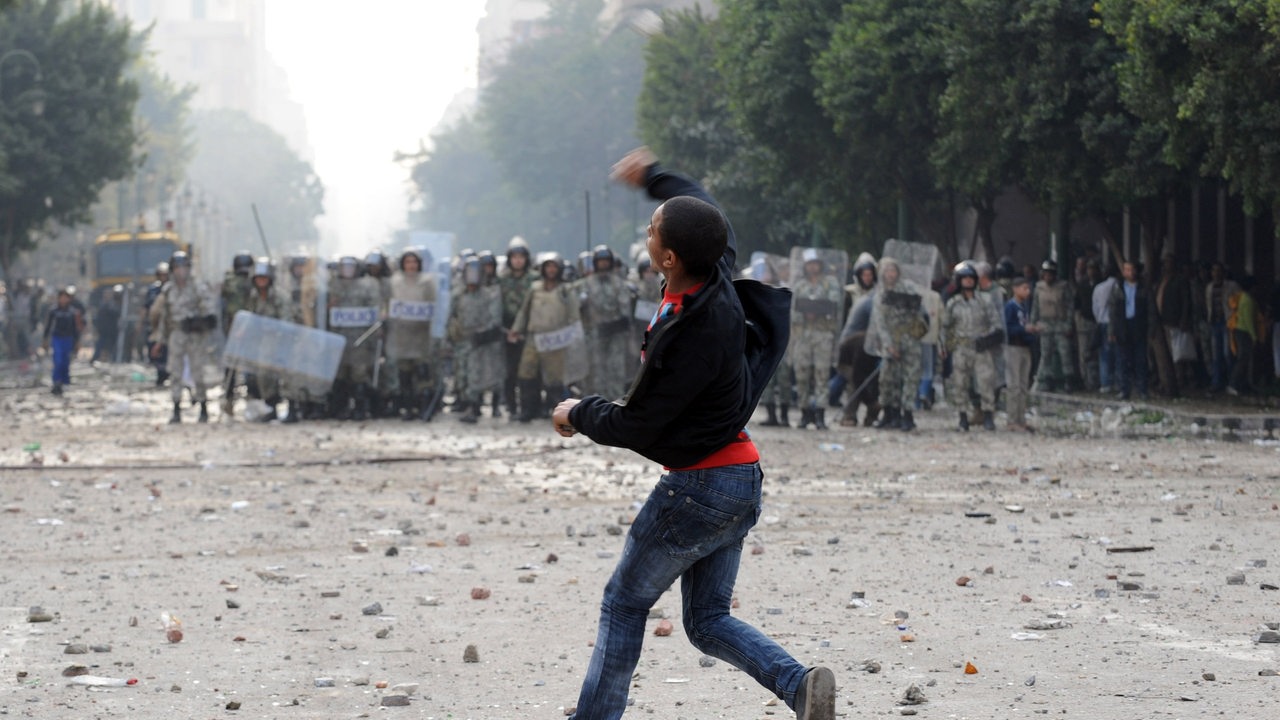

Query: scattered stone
<box><xmin>90</xmin><ymin>644</ymin><xmax>111</xmax><ymax>653</ymax></box>
<box><xmin>385</xmin><ymin>546</ymin><xmax>399</xmax><ymax>557</ymax></box>
<box><xmin>518</xmin><ymin>574</ymin><xmax>536</xmax><ymax>583</ymax></box>
<box><xmin>381</xmin><ymin>695</ymin><xmax>410</xmax><ymax>707</ymax></box>
<box><xmin>1020</xmin><ymin>594</ymin><xmax>1033</xmax><ymax>603</ymax></box>
<box><xmin>1262</xmin><ymin>583</ymin><xmax>1279</xmax><ymax>591</ymax></box>
<box><xmin>964</xmin><ymin>662</ymin><xmax>979</xmax><ymax>674</ymax></box>
<box><xmin>1259</xmin><ymin>669</ymin><xmax>1280</xmax><ymax>677</ymax></box>
<box><xmin>897</xmin><ymin>684</ymin><xmax>928</xmax><ymax>705</ymax></box>
<box><xmin>27</xmin><ymin>607</ymin><xmax>54</xmax><ymax>623</ymax></box>
<box><xmin>352</xmin><ymin>541</ymin><xmax>369</xmax><ymax>553</ymax></box>
<box><xmin>1118</xmin><ymin>581</ymin><xmax>1142</xmax><ymax>591</ymax></box>
<box><xmin>456</xmin><ymin>533</ymin><xmax>471</xmax><ymax>546</ymax></box>
<box><xmin>314</xmin><ymin>677</ymin><xmax>335</xmax><ymax>687</ymax></box>
<box><xmin>1202</xmin><ymin>673</ymin><xmax>1216</xmax><ymax>681</ymax></box>
<box><xmin>1256</xmin><ymin>630</ymin><xmax>1280</xmax><ymax>644</ymax></box>
<box><xmin>859</xmin><ymin>660</ymin><xmax>881</xmax><ymax>674</ymax></box>
<box><xmin>545</xmin><ymin>552</ymin><xmax>559</xmax><ymax>563</ymax></box>
<box><xmin>376</xmin><ymin>680</ymin><xmax>389</xmax><ymax>689</ymax></box>
<box><xmin>956</xmin><ymin>576</ymin><xmax>973</xmax><ymax>587</ymax></box>
<box><xmin>793</xmin><ymin>547</ymin><xmax>813</xmax><ymax>556</ymax></box>
<box><xmin>470</xmin><ymin>587</ymin><xmax>491</xmax><ymax>600</ymax></box>
<box><xmin>463</xmin><ymin>644</ymin><xmax>480</xmax><ymax>663</ymax></box>
<box><xmin>375</xmin><ymin>627</ymin><xmax>391</xmax><ymax>639</ymax></box>
<box><xmin>698</xmin><ymin>655</ymin><xmax>716</xmax><ymax>668</ymax></box>
<box><xmin>63</xmin><ymin>644</ymin><xmax>88</xmax><ymax>655</ymax></box>
<box><xmin>1025</xmin><ymin>675</ymin><xmax>1036</xmax><ymax>686</ymax></box>
<box><xmin>226</xmin><ymin>599</ymin><xmax>240</xmax><ymax>609</ymax></box>
<box><xmin>362</xmin><ymin>602</ymin><xmax>383</xmax><ymax>616</ymax></box>
<box><xmin>1024</xmin><ymin>619</ymin><xmax>1071</xmax><ymax>630</ymax></box>
<box><xmin>653</xmin><ymin>619</ymin><xmax>674</xmax><ymax>637</ymax></box>
<box><xmin>226</xmin><ymin>700</ymin><xmax>241</xmax><ymax>710</ymax></box>
<box><xmin>320</xmin><ymin>591</ymin><xmax>340</xmax><ymax>598</ymax></box>
<box><xmin>750</xmin><ymin>544</ymin><xmax>764</xmax><ymax>555</ymax></box>
<box><xmin>1227</xmin><ymin>573</ymin><xmax>1246</xmax><ymax>586</ymax></box>
<box><xmin>390</xmin><ymin>682</ymin><xmax>419</xmax><ymax>695</ymax></box>
<box><xmin>61</xmin><ymin>665</ymin><xmax>88</xmax><ymax>677</ymax></box>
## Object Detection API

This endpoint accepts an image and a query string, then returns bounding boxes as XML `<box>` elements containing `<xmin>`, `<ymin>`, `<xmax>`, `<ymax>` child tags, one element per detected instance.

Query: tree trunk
<box><xmin>1138</xmin><ymin>197</ymin><xmax>1178</xmax><ymax>397</ymax></box>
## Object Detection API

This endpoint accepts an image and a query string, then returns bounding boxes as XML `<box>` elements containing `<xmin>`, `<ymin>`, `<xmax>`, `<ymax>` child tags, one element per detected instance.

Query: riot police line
<box><xmin>142</xmin><ymin>239</ymin><xmax>665</xmax><ymax>424</ymax></box>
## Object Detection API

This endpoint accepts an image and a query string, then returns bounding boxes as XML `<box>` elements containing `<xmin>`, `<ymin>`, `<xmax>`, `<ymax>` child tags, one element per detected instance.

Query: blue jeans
<box><xmin>570</xmin><ymin>463</ymin><xmax>806</xmax><ymax>720</ymax></box>
<box><xmin>51</xmin><ymin>335</ymin><xmax>74</xmax><ymax>385</ymax></box>
<box><xmin>1096</xmin><ymin>324</ymin><xmax>1116</xmax><ymax>389</ymax></box>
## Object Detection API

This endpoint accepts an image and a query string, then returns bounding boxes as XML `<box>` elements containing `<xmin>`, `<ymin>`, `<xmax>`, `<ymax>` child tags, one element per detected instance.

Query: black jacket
<box><xmin>569</xmin><ymin>166</ymin><xmax>791</xmax><ymax>468</ymax></box>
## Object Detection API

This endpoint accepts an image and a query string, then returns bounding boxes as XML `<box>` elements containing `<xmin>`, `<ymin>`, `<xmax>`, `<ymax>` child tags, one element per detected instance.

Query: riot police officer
<box><xmin>149</xmin><ymin>251</ymin><xmax>218</xmax><ymax>423</ymax></box>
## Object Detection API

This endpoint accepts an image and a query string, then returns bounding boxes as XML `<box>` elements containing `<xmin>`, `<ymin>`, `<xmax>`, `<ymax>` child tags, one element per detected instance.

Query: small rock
<box><xmin>1025</xmin><ymin>675</ymin><xmax>1036</xmax><ymax>686</ymax></box>
<box><xmin>545</xmin><ymin>552</ymin><xmax>559</xmax><ymax>563</ymax></box>
<box><xmin>385</xmin><ymin>546</ymin><xmax>399</xmax><ymax>557</ymax></box>
<box><xmin>226</xmin><ymin>700</ymin><xmax>241</xmax><ymax>710</ymax></box>
<box><xmin>1256</xmin><ymin>630</ymin><xmax>1280</xmax><ymax>644</ymax></box>
<box><xmin>750</xmin><ymin>544</ymin><xmax>764</xmax><ymax>555</ymax></box>
<box><xmin>956</xmin><ymin>576</ymin><xmax>973</xmax><ymax>587</ymax></box>
<box><xmin>653</xmin><ymin>619</ymin><xmax>674</xmax><ymax>637</ymax></box>
<box><xmin>314</xmin><ymin>677</ymin><xmax>335</xmax><ymax>687</ymax></box>
<box><xmin>1202</xmin><ymin>673</ymin><xmax>1216</xmax><ymax>681</ymax></box>
<box><xmin>226</xmin><ymin>599</ymin><xmax>240</xmax><ymax>609</ymax></box>
<box><xmin>698</xmin><ymin>655</ymin><xmax>716</xmax><ymax>668</ymax></box>
<box><xmin>90</xmin><ymin>644</ymin><xmax>111</xmax><ymax>653</ymax></box>
<box><xmin>1227</xmin><ymin>573</ymin><xmax>1246</xmax><ymax>586</ymax></box>
<box><xmin>27</xmin><ymin>608</ymin><xmax>54</xmax><ymax>623</ymax></box>
<box><xmin>362</xmin><ymin>602</ymin><xmax>383</xmax><ymax>616</ymax></box>
<box><xmin>61</xmin><ymin>665</ymin><xmax>88</xmax><ymax>677</ymax></box>
<box><xmin>470</xmin><ymin>587</ymin><xmax>491</xmax><ymax>600</ymax></box>
<box><xmin>463</xmin><ymin>644</ymin><xmax>480</xmax><ymax>663</ymax></box>
<box><xmin>390</xmin><ymin>682</ymin><xmax>419</xmax><ymax>695</ymax></box>
<box><xmin>456</xmin><ymin>533</ymin><xmax>471</xmax><ymax>546</ymax></box>
<box><xmin>1259</xmin><ymin>669</ymin><xmax>1280</xmax><ymax>677</ymax></box>
<box><xmin>320</xmin><ymin>591</ymin><xmax>340</xmax><ymax>598</ymax></box>
<box><xmin>375</xmin><ymin>627</ymin><xmax>391</xmax><ymax>639</ymax></box>
<box><xmin>793</xmin><ymin>547</ymin><xmax>813</xmax><ymax>556</ymax></box>
<box><xmin>381</xmin><ymin>695</ymin><xmax>410</xmax><ymax>707</ymax></box>
<box><xmin>897</xmin><ymin>683</ymin><xmax>928</xmax><ymax>705</ymax></box>
<box><xmin>352</xmin><ymin>541</ymin><xmax>369</xmax><ymax>553</ymax></box>
<box><xmin>1021</xmin><ymin>594</ymin><xmax>1032</xmax><ymax>603</ymax></box>
<box><xmin>63</xmin><ymin>644</ymin><xmax>88</xmax><ymax>655</ymax></box>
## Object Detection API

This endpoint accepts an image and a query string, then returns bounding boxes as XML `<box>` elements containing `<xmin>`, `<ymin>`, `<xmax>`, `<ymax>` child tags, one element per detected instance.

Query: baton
<box><xmin>372</xmin><ymin>337</ymin><xmax>383</xmax><ymax>389</ymax></box>
<box><xmin>353</xmin><ymin>320</ymin><xmax>384</xmax><ymax>348</ymax></box>
<box><xmin>845</xmin><ymin>363</ymin><xmax>882</xmax><ymax>407</ymax></box>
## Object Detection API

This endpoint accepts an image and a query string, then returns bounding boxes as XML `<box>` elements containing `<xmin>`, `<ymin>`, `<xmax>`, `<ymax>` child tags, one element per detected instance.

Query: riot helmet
<box><xmin>591</xmin><ymin>244</ymin><xmax>615</xmax><ymax>273</ymax></box>
<box><xmin>338</xmin><ymin>255</ymin><xmax>360</xmax><ymax>280</ymax></box>
<box><xmin>1040</xmin><ymin>259</ymin><xmax>1058</xmax><ymax>275</ymax></box>
<box><xmin>252</xmin><ymin>257</ymin><xmax>274</xmax><ymax>281</ymax></box>
<box><xmin>538</xmin><ymin>252</ymin><xmax>563</xmax><ymax>281</ymax></box>
<box><xmin>365</xmin><ymin>251</ymin><xmax>389</xmax><ymax>278</ymax></box>
<box><xmin>155</xmin><ymin>261</ymin><xmax>170</xmax><ymax>279</ymax></box>
<box><xmin>463</xmin><ymin>257</ymin><xmax>483</xmax><ymax>287</ymax></box>
<box><xmin>953</xmin><ymin>260</ymin><xmax>978</xmax><ymax>289</ymax></box>
<box><xmin>170</xmin><ymin>251</ymin><xmax>191</xmax><ymax>269</ymax></box>
<box><xmin>232</xmin><ymin>251</ymin><xmax>254</xmax><ymax>275</ymax></box>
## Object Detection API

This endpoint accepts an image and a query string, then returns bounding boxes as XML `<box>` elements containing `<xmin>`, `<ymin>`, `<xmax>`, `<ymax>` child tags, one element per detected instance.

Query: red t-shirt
<box><xmin>647</xmin><ymin>283</ymin><xmax>760</xmax><ymax>471</ymax></box>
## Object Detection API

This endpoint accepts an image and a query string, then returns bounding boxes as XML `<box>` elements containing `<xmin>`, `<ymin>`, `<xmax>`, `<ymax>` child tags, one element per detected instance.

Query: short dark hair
<box><xmin>1012</xmin><ymin>276</ymin><xmax>1030</xmax><ymax>289</ymax></box>
<box><xmin>657</xmin><ymin>196</ymin><xmax>727</xmax><ymax>278</ymax></box>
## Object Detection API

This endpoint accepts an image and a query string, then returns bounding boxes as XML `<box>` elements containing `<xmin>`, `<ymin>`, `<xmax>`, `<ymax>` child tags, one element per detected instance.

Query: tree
<box><xmin>0</xmin><ymin>0</ymin><xmax>140</xmax><ymax>283</ymax></box>
<box><xmin>635</xmin><ymin>7</ymin><xmax>807</xmax><ymax>253</ymax></box>
<box><xmin>187</xmin><ymin>108</ymin><xmax>323</xmax><ymax>260</ymax></box>
<box><xmin>479</xmin><ymin>0</ymin><xmax>646</xmax><ymax>255</ymax></box>
<box><xmin>812</xmin><ymin>0</ymin><xmax>956</xmax><ymax>259</ymax></box>
<box><xmin>717</xmin><ymin>0</ymin><xmax>879</xmax><ymax>250</ymax></box>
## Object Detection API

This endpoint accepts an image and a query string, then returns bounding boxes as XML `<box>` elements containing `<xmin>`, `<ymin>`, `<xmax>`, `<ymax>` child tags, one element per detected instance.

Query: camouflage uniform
<box><xmin>867</xmin><ymin>258</ymin><xmax>928</xmax><ymax>428</ymax></box>
<box><xmin>579</xmin><ymin>271</ymin><xmax>634</xmax><ymax>399</ymax></box>
<box><xmin>498</xmin><ymin>267</ymin><xmax>535</xmax><ymax>413</ymax></box>
<box><xmin>327</xmin><ymin>274</ymin><xmax>383</xmax><ymax>417</ymax></box>
<box><xmin>386</xmin><ymin>270</ymin><xmax>438</xmax><ymax>408</ymax></box>
<box><xmin>1030</xmin><ymin>278</ymin><xmax>1075</xmax><ymax>390</ymax></box>
<box><xmin>245</xmin><ymin>283</ymin><xmax>300</xmax><ymax>405</ymax></box>
<box><xmin>512</xmin><ymin>278</ymin><xmax>581</xmax><ymax>417</ymax></box>
<box><xmin>150</xmin><ymin>277</ymin><xmax>218</xmax><ymax>404</ymax></box>
<box><xmin>942</xmin><ymin>291</ymin><xmax>1003</xmax><ymax>416</ymax></box>
<box><xmin>789</xmin><ymin>272</ymin><xmax>843</xmax><ymax>410</ymax></box>
<box><xmin>448</xmin><ymin>283</ymin><xmax>504</xmax><ymax>421</ymax></box>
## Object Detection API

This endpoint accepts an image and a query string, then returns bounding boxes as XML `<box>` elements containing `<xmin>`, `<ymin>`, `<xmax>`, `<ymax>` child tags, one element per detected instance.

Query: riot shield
<box><xmin>881</xmin><ymin>239</ymin><xmax>941</xmax><ymax>290</ymax></box>
<box><xmin>222</xmin><ymin>310</ymin><xmax>345</xmax><ymax>395</ymax></box>
<box><xmin>746</xmin><ymin>251</ymin><xmax>791</xmax><ymax>287</ymax></box>
<box><xmin>788</xmin><ymin>247</ymin><xmax>848</xmax><ymax>321</ymax></box>
<box><xmin>532</xmin><ymin>320</ymin><xmax>589</xmax><ymax>385</ymax></box>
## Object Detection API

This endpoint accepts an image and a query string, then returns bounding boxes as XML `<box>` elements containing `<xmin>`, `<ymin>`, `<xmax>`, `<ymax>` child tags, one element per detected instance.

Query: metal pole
<box><xmin>585</xmin><ymin>190</ymin><xmax>592</xmax><ymax>253</ymax></box>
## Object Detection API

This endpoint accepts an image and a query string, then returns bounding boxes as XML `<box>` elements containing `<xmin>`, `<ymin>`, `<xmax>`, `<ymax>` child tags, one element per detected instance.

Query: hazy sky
<box><xmin>263</xmin><ymin>0</ymin><xmax>489</xmax><ymax>255</ymax></box>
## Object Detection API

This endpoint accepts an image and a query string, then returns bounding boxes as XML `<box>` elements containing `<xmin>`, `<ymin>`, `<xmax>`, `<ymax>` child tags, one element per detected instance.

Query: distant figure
<box><xmin>43</xmin><ymin>288</ymin><xmax>84</xmax><ymax>396</ymax></box>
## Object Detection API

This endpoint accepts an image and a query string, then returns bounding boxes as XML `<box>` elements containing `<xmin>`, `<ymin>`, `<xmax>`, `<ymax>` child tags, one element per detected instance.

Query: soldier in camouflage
<box><xmin>219</xmin><ymin>252</ymin><xmax>254</xmax><ymax>417</ymax></box>
<box><xmin>1030</xmin><ymin>259</ymin><xmax>1076</xmax><ymax>392</ymax></box>
<box><xmin>509</xmin><ymin>254</ymin><xmax>581</xmax><ymax>422</ymax></box>
<box><xmin>499</xmin><ymin>237</ymin><xmax>536</xmax><ymax>418</ymax></box>
<box><xmin>364</xmin><ymin>251</ymin><xmax>397</xmax><ymax>416</ymax></box>
<box><xmin>578</xmin><ymin>245</ymin><xmax>634</xmax><ymax>400</ymax></box>
<box><xmin>244</xmin><ymin>258</ymin><xmax>303</xmax><ymax>422</ymax></box>
<box><xmin>790</xmin><ymin>250</ymin><xmax>842</xmax><ymax>429</ymax></box>
<box><xmin>449</xmin><ymin>257</ymin><xmax>505</xmax><ymax>423</ymax></box>
<box><xmin>327</xmin><ymin>256</ymin><xmax>383</xmax><ymax>420</ymax></box>
<box><xmin>149</xmin><ymin>251</ymin><xmax>218</xmax><ymax>424</ymax></box>
<box><xmin>867</xmin><ymin>257</ymin><xmax>928</xmax><ymax>431</ymax></box>
<box><xmin>386</xmin><ymin>249</ymin><xmax>439</xmax><ymax>421</ymax></box>
<box><xmin>942</xmin><ymin>262</ymin><xmax>1004</xmax><ymax>431</ymax></box>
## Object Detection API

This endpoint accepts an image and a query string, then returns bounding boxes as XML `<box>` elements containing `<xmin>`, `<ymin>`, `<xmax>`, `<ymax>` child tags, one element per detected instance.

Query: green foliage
<box><xmin>477</xmin><ymin>0</ymin><xmax>645</xmax><ymax>254</ymax></box>
<box><xmin>188</xmin><ymin>108</ymin><xmax>324</xmax><ymax>247</ymax></box>
<box><xmin>1100</xmin><ymin>0</ymin><xmax>1280</xmax><ymax>217</ymax></box>
<box><xmin>635</xmin><ymin>7</ymin><xmax>808</xmax><ymax>254</ymax></box>
<box><xmin>0</xmin><ymin>0</ymin><xmax>140</xmax><ymax>277</ymax></box>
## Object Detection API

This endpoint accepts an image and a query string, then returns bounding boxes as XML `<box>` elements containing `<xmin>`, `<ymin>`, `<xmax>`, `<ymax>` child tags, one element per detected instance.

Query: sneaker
<box><xmin>795</xmin><ymin>666</ymin><xmax>836</xmax><ymax>720</ymax></box>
